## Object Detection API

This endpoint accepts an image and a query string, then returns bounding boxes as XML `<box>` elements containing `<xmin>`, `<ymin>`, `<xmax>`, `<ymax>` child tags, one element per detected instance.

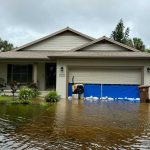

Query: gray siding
<box><xmin>83</xmin><ymin>43</ymin><xmax>127</xmax><ymax>51</ymax></box>
<box><xmin>23</xmin><ymin>32</ymin><xmax>91</xmax><ymax>51</ymax></box>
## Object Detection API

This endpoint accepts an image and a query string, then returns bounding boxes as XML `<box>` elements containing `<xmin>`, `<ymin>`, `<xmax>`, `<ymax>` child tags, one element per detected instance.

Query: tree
<box><xmin>111</xmin><ymin>19</ymin><xmax>145</xmax><ymax>51</ymax></box>
<box><xmin>111</xmin><ymin>19</ymin><xmax>130</xmax><ymax>44</ymax></box>
<box><xmin>0</xmin><ymin>38</ymin><xmax>14</xmax><ymax>52</ymax></box>
<box><xmin>145</xmin><ymin>48</ymin><xmax>150</xmax><ymax>53</ymax></box>
<box><xmin>126</xmin><ymin>39</ymin><xmax>133</xmax><ymax>47</ymax></box>
<box><xmin>132</xmin><ymin>37</ymin><xmax>145</xmax><ymax>51</ymax></box>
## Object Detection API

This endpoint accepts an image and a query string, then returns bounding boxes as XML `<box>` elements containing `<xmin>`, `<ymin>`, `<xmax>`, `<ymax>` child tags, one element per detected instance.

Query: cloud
<box><xmin>0</xmin><ymin>0</ymin><xmax>150</xmax><ymax>47</ymax></box>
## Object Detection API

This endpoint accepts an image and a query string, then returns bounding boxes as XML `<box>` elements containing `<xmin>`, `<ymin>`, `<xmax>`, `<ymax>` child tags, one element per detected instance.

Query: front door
<box><xmin>45</xmin><ymin>63</ymin><xmax>56</xmax><ymax>90</ymax></box>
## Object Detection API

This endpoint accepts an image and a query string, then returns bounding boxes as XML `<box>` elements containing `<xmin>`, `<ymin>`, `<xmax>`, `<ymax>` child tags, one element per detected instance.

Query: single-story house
<box><xmin>0</xmin><ymin>27</ymin><xmax>150</xmax><ymax>99</ymax></box>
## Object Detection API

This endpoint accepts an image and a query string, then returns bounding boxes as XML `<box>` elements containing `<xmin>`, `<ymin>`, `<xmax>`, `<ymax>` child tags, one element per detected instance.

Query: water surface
<box><xmin>0</xmin><ymin>100</ymin><xmax>150</xmax><ymax>149</ymax></box>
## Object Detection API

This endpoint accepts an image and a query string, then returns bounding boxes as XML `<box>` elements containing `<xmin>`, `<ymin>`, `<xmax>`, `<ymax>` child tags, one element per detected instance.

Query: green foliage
<box><xmin>0</xmin><ymin>96</ymin><xmax>44</xmax><ymax>105</ymax></box>
<box><xmin>0</xmin><ymin>96</ymin><xmax>31</xmax><ymax>105</ymax></box>
<box><xmin>0</xmin><ymin>99</ymin><xmax>10</xmax><ymax>104</ymax></box>
<box><xmin>28</xmin><ymin>83</ymin><xmax>40</xmax><ymax>98</ymax></box>
<box><xmin>145</xmin><ymin>48</ymin><xmax>150</xmax><ymax>52</ymax></box>
<box><xmin>45</xmin><ymin>91</ymin><xmax>60</xmax><ymax>102</ymax></box>
<box><xmin>11</xmin><ymin>100</ymin><xmax>31</xmax><ymax>105</ymax></box>
<box><xmin>111</xmin><ymin>19</ymin><xmax>145</xmax><ymax>51</ymax></box>
<box><xmin>0</xmin><ymin>38</ymin><xmax>14</xmax><ymax>52</ymax></box>
<box><xmin>32</xmin><ymin>89</ymin><xmax>40</xmax><ymax>98</ymax></box>
<box><xmin>19</xmin><ymin>88</ymin><xmax>33</xmax><ymax>100</ymax></box>
<box><xmin>111</xmin><ymin>19</ymin><xmax>130</xmax><ymax>44</ymax></box>
<box><xmin>132</xmin><ymin>37</ymin><xmax>145</xmax><ymax>51</ymax></box>
<box><xmin>19</xmin><ymin>87</ymin><xmax>39</xmax><ymax>101</ymax></box>
<box><xmin>0</xmin><ymin>96</ymin><xmax>15</xmax><ymax>104</ymax></box>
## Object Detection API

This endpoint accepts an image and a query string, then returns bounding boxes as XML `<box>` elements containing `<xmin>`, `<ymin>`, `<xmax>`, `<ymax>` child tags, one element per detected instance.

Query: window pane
<box><xmin>7</xmin><ymin>64</ymin><xmax>33</xmax><ymax>84</ymax></box>
<box><xmin>28</xmin><ymin>73</ymin><xmax>33</xmax><ymax>83</ymax></box>
<box><xmin>20</xmin><ymin>74</ymin><xmax>27</xmax><ymax>83</ymax></box>
<box><xmin>13</xmin><ymin>73</ymin><xmax>20</xmax><ymax>82</ymax></box>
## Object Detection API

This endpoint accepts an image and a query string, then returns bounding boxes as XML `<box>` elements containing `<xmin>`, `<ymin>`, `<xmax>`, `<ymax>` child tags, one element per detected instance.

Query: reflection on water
<box><xmin>0</xmin><ymin>100</ymin><xmax>150</xmax><ymax>149</ymax></box>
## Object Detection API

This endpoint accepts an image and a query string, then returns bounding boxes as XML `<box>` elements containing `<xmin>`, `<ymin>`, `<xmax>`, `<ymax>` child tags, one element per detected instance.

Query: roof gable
<box><xmin>14</xmin><ymin>27</ymin><xmax>95</xmax><ymax>51</ymax></box>
<box><xmin>71</xmin><ymin>36</ymin><xmax>140</xmax><ymax>52</ymax></box>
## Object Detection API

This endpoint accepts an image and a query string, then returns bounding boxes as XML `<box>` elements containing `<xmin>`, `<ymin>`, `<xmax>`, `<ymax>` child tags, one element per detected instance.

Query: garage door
<box><xmin>69</xmin><ymin>67</ymin><xmax>142</xmax><ymax>85</ymax></box>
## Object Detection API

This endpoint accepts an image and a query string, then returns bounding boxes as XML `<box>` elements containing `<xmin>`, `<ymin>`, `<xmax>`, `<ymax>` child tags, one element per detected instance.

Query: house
<box><xmin>0</xmin><ymin>27</ymin><xmax>150</xmax><ymax>99</ymax></box>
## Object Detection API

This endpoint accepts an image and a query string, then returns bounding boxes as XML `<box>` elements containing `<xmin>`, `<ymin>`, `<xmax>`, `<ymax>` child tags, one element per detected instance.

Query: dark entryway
<box><xmin>45</xmin><ymin>63</ymin><xmax>56</xmax><ymax>90</ymax></box>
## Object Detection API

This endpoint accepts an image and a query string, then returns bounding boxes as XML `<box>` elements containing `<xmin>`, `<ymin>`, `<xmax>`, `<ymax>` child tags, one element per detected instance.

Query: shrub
<box><xmin>19</xmin><ymin>88</ymin><xmax>34</xmax><ymax>100</ymax></box>
<box><xmin>31</xmin><ymin>88</ymin><xmax>40</xmax><ymax>98</ymax></box>
<box><xmin>28</xmin><ymin>83</ymin><xmax>40</xmax><ymax>98</ymax></box>
<box><xmin>45</xmin><ymin>91</ymin><xmax>60</xmax><ymax>102</ymax></box>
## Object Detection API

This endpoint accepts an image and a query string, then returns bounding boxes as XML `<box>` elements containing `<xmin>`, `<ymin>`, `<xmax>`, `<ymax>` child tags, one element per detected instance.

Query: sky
<box><xmin>0</xmin><ymin>0</ymin><xmax>150</xmax><ymax>48</ymax></box>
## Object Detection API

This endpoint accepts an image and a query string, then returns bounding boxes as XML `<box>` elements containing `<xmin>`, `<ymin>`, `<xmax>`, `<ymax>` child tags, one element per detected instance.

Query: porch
<box><xmin>0</xmin><ymin>61</ymin><xmax>57</xmax><ymax>91</ymax></box>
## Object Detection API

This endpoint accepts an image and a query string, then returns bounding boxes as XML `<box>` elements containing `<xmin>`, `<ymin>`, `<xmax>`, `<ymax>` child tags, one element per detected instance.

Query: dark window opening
<box><xmin>7</xmin><ymin>64</ymin><xmax>33</xmax><ymax>84</ymax></box>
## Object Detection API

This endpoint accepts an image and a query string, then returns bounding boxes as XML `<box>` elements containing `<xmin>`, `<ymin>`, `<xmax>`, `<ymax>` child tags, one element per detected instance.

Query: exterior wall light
<box><xmin>60</xmin><ymin>66</ymin><xmax>64</xmax><ymax>72</ymax></box>
<box><xmin>147</xmin><ymin>67</ymin><xmax>150</xmax><ymax>72</ymax></box>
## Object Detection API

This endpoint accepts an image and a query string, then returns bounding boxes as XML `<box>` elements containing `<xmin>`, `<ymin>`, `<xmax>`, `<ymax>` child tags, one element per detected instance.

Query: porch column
<box><xmin>56</xmin><ymin>61</ymin><xmax>67</xmax><ymax>99</ymax></box>
<box><xmin>33</xmin><ymin>63</ymin><xmax>38</xmax><ymax>84</ymax></box>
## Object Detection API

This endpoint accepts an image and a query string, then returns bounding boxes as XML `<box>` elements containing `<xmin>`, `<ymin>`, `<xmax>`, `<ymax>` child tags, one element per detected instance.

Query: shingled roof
<box><xmin>0</xmin><ymin>50</ymin><xmax>150</xmax><ymax>60</ymax></box>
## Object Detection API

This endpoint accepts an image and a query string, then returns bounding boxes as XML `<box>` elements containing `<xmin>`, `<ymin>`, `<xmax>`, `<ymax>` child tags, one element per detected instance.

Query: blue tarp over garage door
<box><xmin>68</xmin><ymin>83</ymin><xmax>140</xmax><ymax>100</ymax></box>
<box><xmin>102</xmin><ymin>85</ymin><xmax>140</xmax><ymax>99</ymax></box>
<box><xmin>84</xmin><ymin>84</ymin><xmax>101</xmax><ymax>98</ymax></box>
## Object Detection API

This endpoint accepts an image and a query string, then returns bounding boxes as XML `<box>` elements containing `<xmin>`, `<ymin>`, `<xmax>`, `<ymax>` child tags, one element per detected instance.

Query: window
<box><xmin>7</xmin><ymin>64</ymin><xmax>33</xmax><ymax>84</ymax></box>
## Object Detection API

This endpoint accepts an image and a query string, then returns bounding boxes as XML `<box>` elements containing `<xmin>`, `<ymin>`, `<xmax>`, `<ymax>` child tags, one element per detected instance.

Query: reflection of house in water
<box><xmin>1</xmin><ymin>101</ymin><xmax>150</xmax><ymax>149</ymax></box>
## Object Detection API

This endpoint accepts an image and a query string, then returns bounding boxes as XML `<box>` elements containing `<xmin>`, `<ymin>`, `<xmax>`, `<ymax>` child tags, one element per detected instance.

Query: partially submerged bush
<box><xmin>19</xmin><ymin>85</ymin><xmax>40</xmax><ymax>101</ymax></box>
<box><xmin>28</xmin><ymin>83</ymin><xmax>40</xmax><ymax>98</ymax></box>
<box><xmin>19</xmin><ymin>88</ymin><xmax>33</xmax><ymax>100</ymax></box>
<box><xmin>45</xmin><ymin>91</ymin><xmax>60</xmax><ymax>102</ymax></box>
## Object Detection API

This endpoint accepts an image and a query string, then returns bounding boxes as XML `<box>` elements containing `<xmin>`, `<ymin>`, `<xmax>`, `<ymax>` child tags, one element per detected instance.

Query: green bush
<box><xmin>29</xmin><ymin>88</ymin><xmax>40</xmax><ymax>98</ymax></box>
<box><xmin>28</xmin><ymin>83</ymin><xmax>40</xmax><ymax>98</ymax></box>
<box><xmin>19</xmin><ymin>88</ymin><xmax>35</xmax><ymax>100</ymax></box>
<box><xmin>45</xmin><ymin>91</ymin><xmax>60</xmax><ymax>102</ymax></box>
<box><xmin>19</xmin><ymin>87</ymin><xmax>40</xmax><ymax>101</ymax></box>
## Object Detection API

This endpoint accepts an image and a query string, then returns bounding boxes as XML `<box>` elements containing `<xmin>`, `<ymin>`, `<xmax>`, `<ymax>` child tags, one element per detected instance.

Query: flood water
<box><xmin>0</xmin><ymin>100</ymin><xmax>150</xmax><ymax>150</ymax></box>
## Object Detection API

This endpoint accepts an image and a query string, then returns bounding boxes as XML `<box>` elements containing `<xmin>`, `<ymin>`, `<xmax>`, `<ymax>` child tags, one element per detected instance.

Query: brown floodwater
<box><xmin>0</xmin><ymin>99</ymin><xmax>150</xmax><ymax>149</ymax></box>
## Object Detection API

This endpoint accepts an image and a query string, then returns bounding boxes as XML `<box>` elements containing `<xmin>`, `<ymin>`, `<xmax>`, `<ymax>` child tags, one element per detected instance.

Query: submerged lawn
<box><xmin>0</xmin><ymin>96</ymin><xmax>16</xmax><ymax>103</ymax></box>
<box><xmin>0</xmin><ymin>96</ymin><xmax>44</xmax><ymax>105</ymax></box>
